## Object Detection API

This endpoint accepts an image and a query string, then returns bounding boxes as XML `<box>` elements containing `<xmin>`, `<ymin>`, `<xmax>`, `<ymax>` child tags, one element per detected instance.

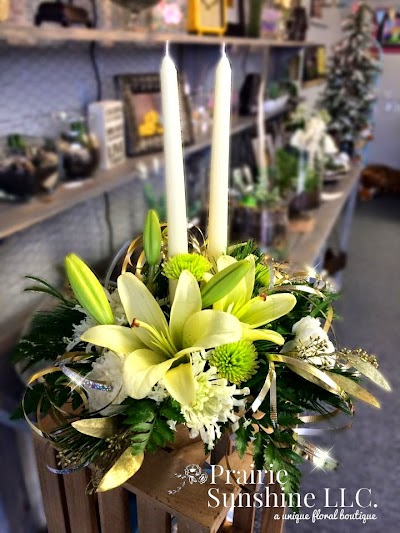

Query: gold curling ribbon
<box><xmin>323</xmin><ymin>304</ymin><xmax>334</xmax><ymax>333</ymax></box>
<box><xmin>250</xmin><ymin>362</ymin><xmax>275</xmax><ymax>413</ymax></box>
<box><xmin>272</xmin><ymin>284</ymin><xmax>326</xmax><ymax>299</ymax></box>
<box><xmin>298</xmin><ymin>409</ymin><xmax>340</xmax><ymax>424</ymax></box>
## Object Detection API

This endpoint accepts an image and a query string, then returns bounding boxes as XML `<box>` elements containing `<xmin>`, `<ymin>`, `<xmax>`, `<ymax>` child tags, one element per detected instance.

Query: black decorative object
<box><xmin>286</xmin><ymin>5</ymin><xmax>308</xmax><ymax>41</ymax></box>
<box><xmin>226</xmin><ymin>0</ymin><xmax>245</xmax><ymax>37</ymax></box>
<box><xmin>239</xmin><ymin>74</ymin><xmax>260</xmax><ymax>116</ymax></box>
<box><xmin>0</xmin><ymin>135</ymin><xmax>60</xmax><ymax>202</ymax></box>
<box><xmin>35</xmin><ymin>1</ymin><xmax>92</xmax><ymax>27</ymax></box>
<box><xmin>58</xmin><ymin>120</ymin><xmax>99</xmax><ymax>180</ymax></box>
<box><xmin>339</xmin><ymin>140</ymin><xmax>354</xmax><ymax>157</ymax></box>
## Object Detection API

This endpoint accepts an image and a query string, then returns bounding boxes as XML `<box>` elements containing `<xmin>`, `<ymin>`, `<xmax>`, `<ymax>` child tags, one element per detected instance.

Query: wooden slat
<box><xmin>98</xmin><ymin>487</ymin><xmax>131</xmax><ymax>533</ymax></box>
<box><xmin>32</xmin><ymin>435</ymin><xmax>68</xmax><ymax>533</ymax></box>
<box><xmin>260</xmin><ymin>483</ymin><xmax>284</xmax><ymax>533</ymax></box>
<box><xmin>0</xmin><ymin>25</ymin><xmax>322</xmax><ymax>48</ymax></box>
<box><xmin>136</xmin><ymin>496</ymin><xmax>171</xmax><ymax>533</ymax></box>
<box><xmin>63</xmin><ymin>469</ymin><xmax>99</xmax><ymax>533</ymax></box>
<box><xmin>124</xmin><ymin>448</ymin><xmax>255</xmax><ymax>532</ymax></box>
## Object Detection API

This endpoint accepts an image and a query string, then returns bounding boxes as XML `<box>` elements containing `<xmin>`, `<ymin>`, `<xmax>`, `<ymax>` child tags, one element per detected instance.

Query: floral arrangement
<box><xmin>12</xmin><ymin>46</ymin><xmax>389</xmax><ymax>506</ymax></box>
<box><xmin>12</xmin><ymin>209</ymin><xmax>390</xmax><ymax>497</ymax></box>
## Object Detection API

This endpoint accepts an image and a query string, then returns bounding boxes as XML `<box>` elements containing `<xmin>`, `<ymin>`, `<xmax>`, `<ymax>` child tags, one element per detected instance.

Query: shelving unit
<box><xmin>289</xmin><ymin>163</ymin><xmax>361</xmax><ymax>267</ymax></box>
<box><xmin>0</xmin><ymin>25</ymin><xmax>321</xmax><ymax>48</ymax></box>
<box><xmin>0</xmin><ymin>110</ymin><xmax>289</xmax><ymax>241</ymax></box>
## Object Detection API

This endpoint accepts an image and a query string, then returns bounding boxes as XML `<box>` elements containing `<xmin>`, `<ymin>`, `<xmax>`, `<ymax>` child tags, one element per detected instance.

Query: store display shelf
<box><xmin>0</xmin><ymin>111</ymin><xmax>289</xmax><ymax>241</ymax></box>
<box><xmin>0</xmin><ymin>25</ymin><xmax>322</xmax><ymax>48</ymax></box>
<box><xmin>288</xmin><ymin>162</ymin><xmax>362</xmax><ymax>266</ymax></box>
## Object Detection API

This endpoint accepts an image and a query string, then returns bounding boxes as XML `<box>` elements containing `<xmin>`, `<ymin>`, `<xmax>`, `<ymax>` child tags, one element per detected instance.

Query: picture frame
<box><xmin>302</xmin><ymin>45</ymin><xmax>327</xmax><ymax>87</ymax></box>
<box><xmin>115</xmin><ymin>73</ymin><xmax>194</xmax><ymax>156</ymax></box>
<box><xmin>187</xmin><ymin>0</ymin><xmax>227</xmax><ymax>36</ymax></box>
<box><xmin>375</xmin><ymin>7</ymin><xmax>400</xmax><ymax>51</ymax></box>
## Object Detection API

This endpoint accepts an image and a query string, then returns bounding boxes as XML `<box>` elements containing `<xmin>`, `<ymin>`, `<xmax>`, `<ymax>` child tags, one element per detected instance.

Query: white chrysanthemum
<box><xmin>64</xmin><ymin>306</ymin><xmax>97</xmax><ymax>352</ymax></box>
<box><xmin>148</xmin><ymin>382</ymin><xmax>169</xmax><ymax>404</ymax></box>
<box><xmin>85</xmin><ymin>350</ymin><xmax>128</xmax><ymax>415</ymax></box>
<box><xmin>65</xmin><ymin>289</ymin><xmax>127</xmax><ymax>351</ymax></box>
<box><xmin>181</xmin><ymin>352</ymin><xmax>249</xmax><ymax>449</ymax></box>
<box><xmin>106</xmin><ymin>288</ymin><xmax>127</xmax><ymax>325</ymax></box>
<box><xmin>281</xmin><ymin>316</ymin><xmax>336</xmax><ymax>367</ymax></box>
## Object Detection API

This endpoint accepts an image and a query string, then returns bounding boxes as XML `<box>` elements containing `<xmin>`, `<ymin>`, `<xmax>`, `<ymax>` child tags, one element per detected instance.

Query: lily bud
<box><xmin>65</xmin><ymin>254</ymin><xmax>114</xmax><ymax>325</ymax></box>
<box><xmin>201</xmin><ymin>260</ymin><xmax>250</xmax><ymax>308</ymax></box>
<box><xmin>143</xmin><ymin>210</ymin><xmax>162</xmax><ymax>266</ymax></box>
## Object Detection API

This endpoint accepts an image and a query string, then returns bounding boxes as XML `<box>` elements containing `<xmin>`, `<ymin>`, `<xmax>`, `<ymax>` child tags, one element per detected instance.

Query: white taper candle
<box><xmin>207</xmin><ymin>44</ymin><xmax>232</xmax><ymax>261</ymax></box>
<box><xmin>160</xmin><ymin>42</ymin><xmax>188</xmax><ymax>258</ymax></box>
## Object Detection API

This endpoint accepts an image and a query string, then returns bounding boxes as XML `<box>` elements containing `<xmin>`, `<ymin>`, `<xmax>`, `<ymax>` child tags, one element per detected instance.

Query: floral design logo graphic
<box><xmin>168</xmin><ymin>464</ymin><xmax>208</xmax><ymax>495</ymax></box>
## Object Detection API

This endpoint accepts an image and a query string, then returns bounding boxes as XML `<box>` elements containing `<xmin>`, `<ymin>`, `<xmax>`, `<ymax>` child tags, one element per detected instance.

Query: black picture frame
<box><xmin>115</xmin><ymin>73</ymin><xmax>194</xmax><ymax>156</ymax></box>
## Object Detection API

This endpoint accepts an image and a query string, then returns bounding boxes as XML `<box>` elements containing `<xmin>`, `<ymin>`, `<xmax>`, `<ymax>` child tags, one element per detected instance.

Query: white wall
<box><xmin>300</xmin><ymin>7</ymin><xmax>344</xmax><ymax>109</ymax></box>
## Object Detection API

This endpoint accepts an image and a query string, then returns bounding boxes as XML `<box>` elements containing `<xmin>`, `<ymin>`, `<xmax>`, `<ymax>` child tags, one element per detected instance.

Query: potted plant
<box><xmin>230</xmin><ymin>154</ymin><xmax>297</xmax><ymax>260</ymax></box>
<box><xmin>289</xmin><ymin>110</ymin><xmax>337</xmax><ymax>212</ymax></box>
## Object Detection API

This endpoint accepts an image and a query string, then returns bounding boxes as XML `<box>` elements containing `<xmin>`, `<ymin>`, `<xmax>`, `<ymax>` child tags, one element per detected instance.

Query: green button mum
<box><xmin>163</xmin><ymin>253</ymin><xmax>212</xmax><ymax>281</ymax></box>
<box><xmin>209</xmin><ymin>340</ymin><xmax>258</xmax><ymax>385</ymax></box>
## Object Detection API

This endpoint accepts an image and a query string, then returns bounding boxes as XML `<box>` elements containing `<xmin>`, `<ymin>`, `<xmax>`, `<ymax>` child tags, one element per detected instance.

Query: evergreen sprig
<box><xmin>123</xmin><ymin>398</ymin><xmax>183</xmax><ymax>455</ymax></box>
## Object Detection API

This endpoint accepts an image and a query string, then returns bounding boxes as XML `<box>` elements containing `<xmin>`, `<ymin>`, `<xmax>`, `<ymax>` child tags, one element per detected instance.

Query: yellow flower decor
<box><xmin>12</xmin><ymin>210</ymin><xmax>390</xmax><ymax>501</ymax></box>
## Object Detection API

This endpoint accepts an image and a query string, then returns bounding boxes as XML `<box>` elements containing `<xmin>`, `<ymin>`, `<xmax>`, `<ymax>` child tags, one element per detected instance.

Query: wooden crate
<box><xmin>33</xmin><ymin>433</ymin><xmax>284</xmax><ymax>533</ymax></box>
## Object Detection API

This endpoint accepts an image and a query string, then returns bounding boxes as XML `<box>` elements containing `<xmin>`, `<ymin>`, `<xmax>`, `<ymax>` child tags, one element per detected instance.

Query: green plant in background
<box><xmin>321</xmin><ymin>2</ymin><xmax>380</xmax><ymax>142</ymax></box>
<box><xmin>275</xmin><ymin>148</ymin><xmax>298</xmax><ymax>196</ymax></box>
<box><xmin>304</xmin><ymin>167</ymin><xmax>320</xmax><ymax>193</ymax></box>
<box><xmin>143</xmin><ymin>183</ymin><xmax>166</xmax><ymax>221</ymax></box>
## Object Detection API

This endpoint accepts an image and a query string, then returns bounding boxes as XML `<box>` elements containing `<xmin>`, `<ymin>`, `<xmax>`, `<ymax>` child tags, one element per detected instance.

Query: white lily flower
<box><xmin>212</xmin><ymin>255</ymin><xmax>296</xmax><ymax>345</ymax></box>
<box><xmin>81</xmin><ymin>270</ymin><xmax>242</xmax><ymax>406</ymax></box>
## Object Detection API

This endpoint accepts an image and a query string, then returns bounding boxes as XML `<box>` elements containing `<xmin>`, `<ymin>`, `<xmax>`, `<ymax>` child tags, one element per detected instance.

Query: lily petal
<box><xmin>118</xmin><ymin>273</ymin><xmax>168</xmax><ymax>345</ymax></box>
<box><xmin>235</xmin><ymin>293</ymin><xmax>296</xmax><ymax>328</ymax></box>
<box><xmin>182</xmin><ymin>310</ymin><xmax>242</xmax><ymax>349</ymax></box>
<box><xmin>214</xmin><ymin>255</ymin><xmax>255</xmax><ymax>312</ymax></box>
<box><xmin>169</xmin><ymin>270</ymin><xmax>202</xmax><ymax>349</ymax></box>
<box><xmin>163</xmin><ymin>363</ymin><xmax>195</xmax><ymax>406</ymax></box>
<box><xmin>81</xmin><ymin>325</ymin><xmax>144</xmax><ymax>354</ymax></box>
<box><xmin>123</xmin><ymin>349</ymin><xmax>173</xmax><ymax>399</ymax></box>
<box><xmin>243</xmin><ymin>326</ymin><xmax>285</xmax><ymax>345</ymax></box>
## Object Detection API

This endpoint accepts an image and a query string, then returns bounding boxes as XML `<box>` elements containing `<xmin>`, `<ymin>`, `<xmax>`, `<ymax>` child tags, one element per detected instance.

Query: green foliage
<box><xmin>235</xmin><ymin>423</ymin><xmax>254</xmax><ymax>458</ymax></box>
<box><xmin>123</xmin><ymin>398</ymin><xmax>181</xmax><ymax>455</ymax></box>
<box><xmin>143</xmin><ymin>183</ymin><xmax>166</xmax><ymax>221</ymax></box>
<box><xmin>11</xmin><ymin>305</ymin><xmax>85</xmax><ymax>369</ymax></box>
<box><xmin>275</xmin><ymin>148</ymin><xmax>298</xmax><ymax>195</ymax></box>
<box><xmin>321</xmin><ymin>3</ymin><xmax>380</xmax><ymax>140</ymax></box>
<box><xmin>24</xmin><ymin>276</ymin><xmax>74</xmax><ymax>305</ymax></box>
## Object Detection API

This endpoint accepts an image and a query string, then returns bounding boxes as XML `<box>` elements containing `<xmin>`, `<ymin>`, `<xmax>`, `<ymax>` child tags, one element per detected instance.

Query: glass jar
<box><xmin>56</xmin><ymin>113</ymin><xmax>99</xmax><ymax>181</ymax></box>
<box><xmin>231</xmin><ymin>202</ymin><xmax>289</xmax><ymax>260</ymax></box>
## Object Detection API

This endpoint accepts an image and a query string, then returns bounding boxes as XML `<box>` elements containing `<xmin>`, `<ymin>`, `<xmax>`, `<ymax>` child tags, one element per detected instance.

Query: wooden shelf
<box><xmin>0</xmin><ymin>110</ymin><xmax>289</xmax><ymax>241</ymax></box>
<box><xmin>288</xmin><ymin>163</ymin><xmax>361</xmax><ymax>266</ymax></box>
<box><xmin>0</xmin><ymin>25</ymin><xmax>321</xmax><ymax>48</ymax></box>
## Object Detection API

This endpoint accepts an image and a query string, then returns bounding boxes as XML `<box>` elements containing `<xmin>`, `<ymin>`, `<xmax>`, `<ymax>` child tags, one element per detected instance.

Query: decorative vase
<box><xmin>290</xmin><ymin>189</ymin><xmax>320</xmax><ymax>213</ymax></box>
<box><xmin>231</xmin><ymin>203</ymin><xmax>289</xmax><ymax>260</ymax></box>
<box><xmin>57</xmin><ymin>118</ymin><xmax>99</xmax><ymax>181</ymax></box>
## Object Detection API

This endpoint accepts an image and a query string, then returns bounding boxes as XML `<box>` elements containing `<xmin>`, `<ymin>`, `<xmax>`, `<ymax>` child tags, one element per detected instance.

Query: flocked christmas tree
<box><xmin>321</xmin><ymin>2</ymin><xmax>380</xmax><ymax>145</ymax></box>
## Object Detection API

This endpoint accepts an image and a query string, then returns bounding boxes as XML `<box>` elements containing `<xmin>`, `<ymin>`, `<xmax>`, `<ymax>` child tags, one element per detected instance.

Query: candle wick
<box><xmin>221</xmin><ymin>42</ymin><xmax>226</xmax><ymax>56</ymax></box>
<box><xmin>166</xmin><ymin>40</ymin><xmax>170</xmax><ymax>56</ymax></box>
